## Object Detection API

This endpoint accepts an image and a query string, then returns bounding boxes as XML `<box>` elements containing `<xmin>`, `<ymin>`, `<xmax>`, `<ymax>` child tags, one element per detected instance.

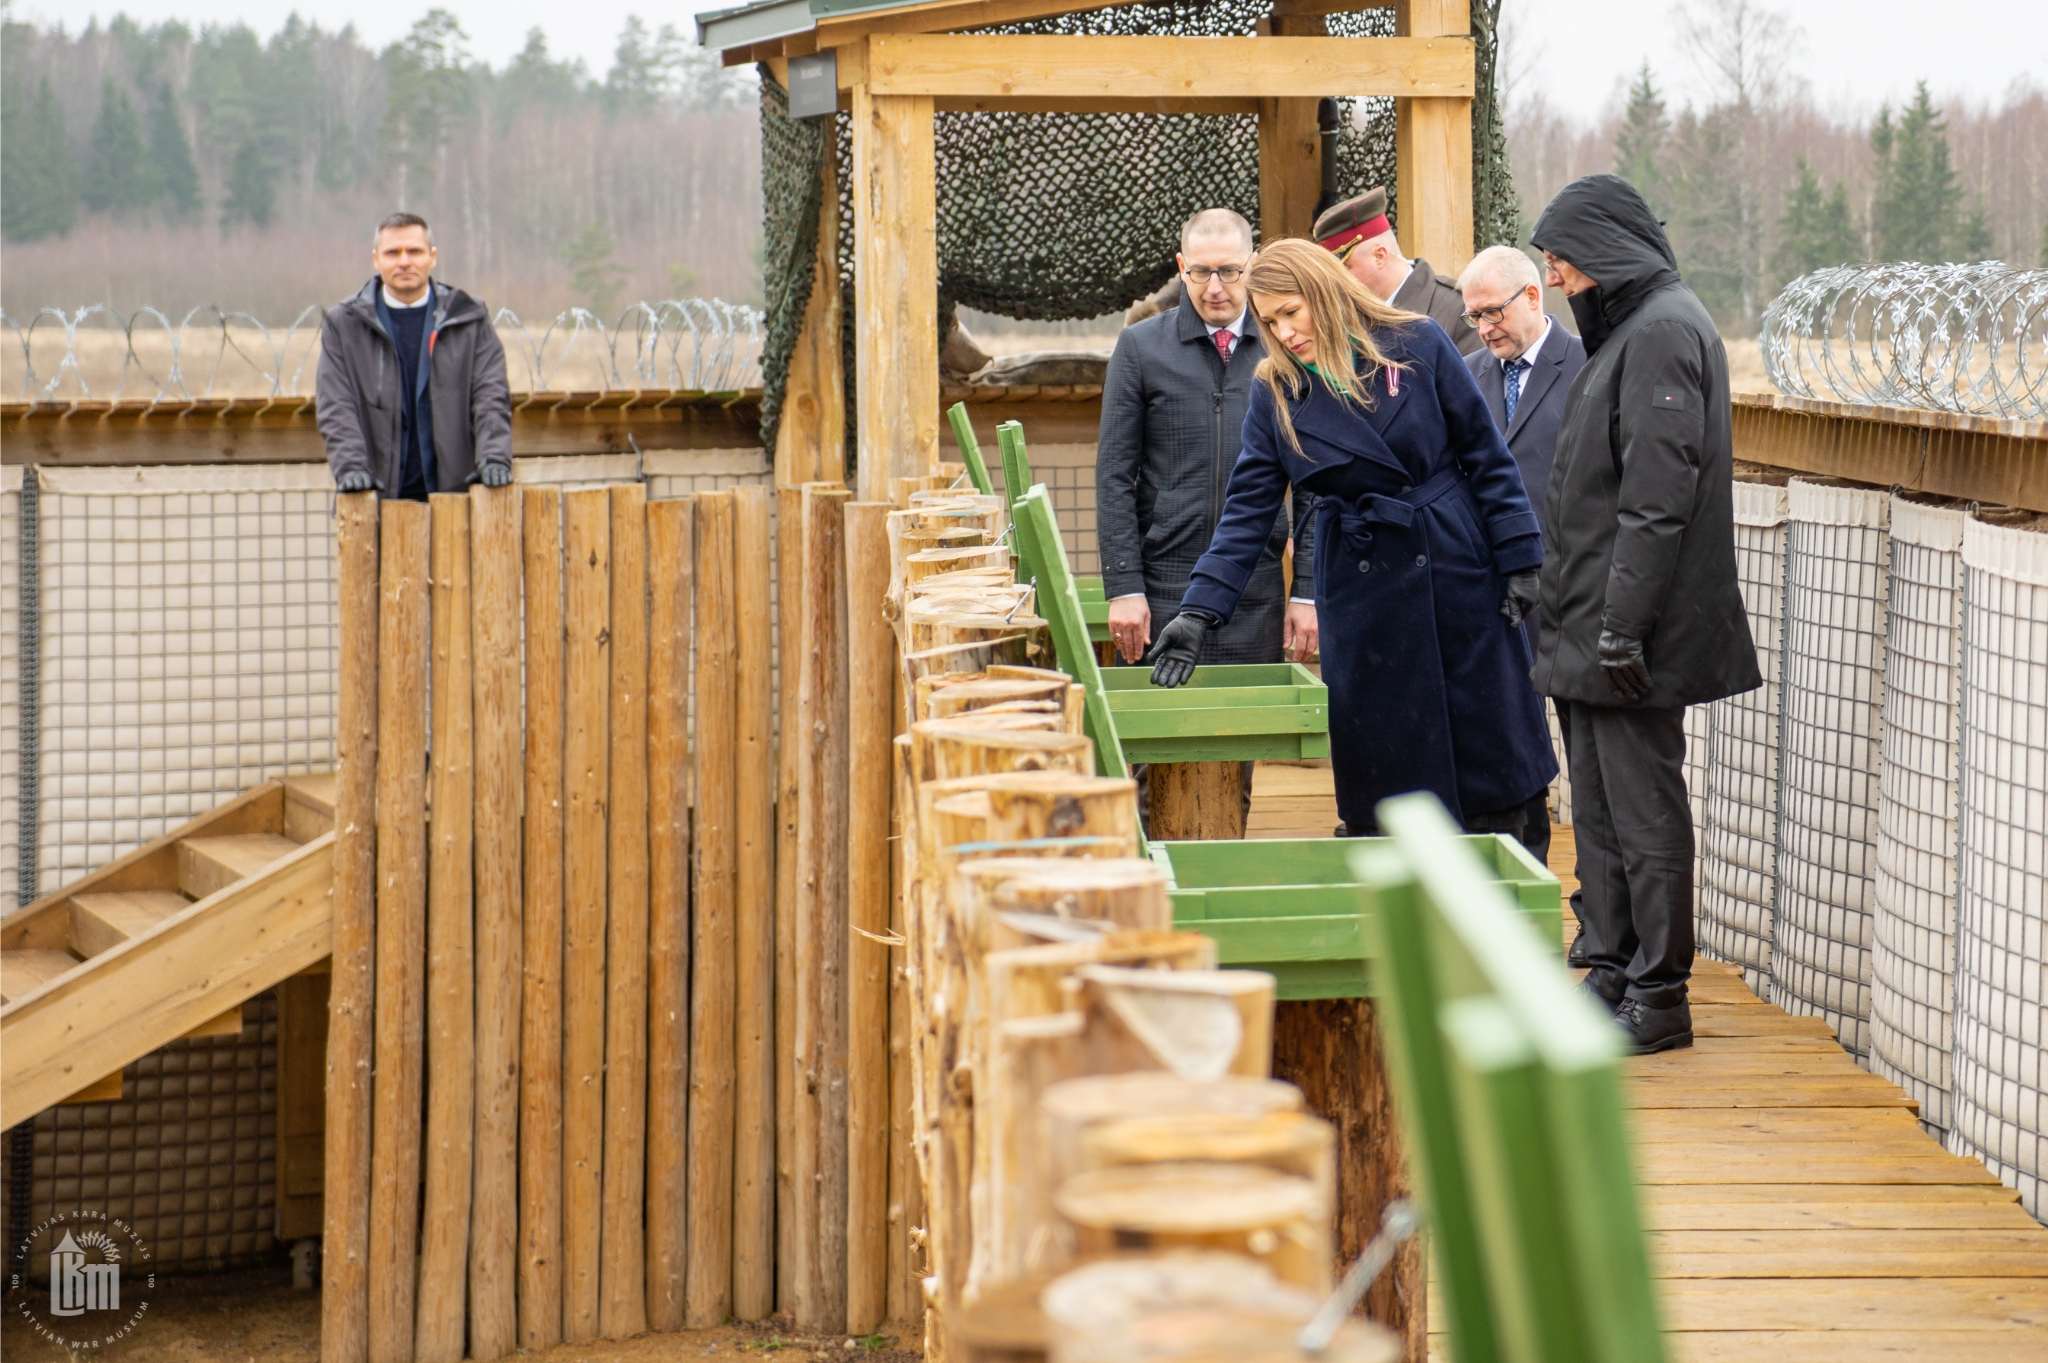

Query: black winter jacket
<box><xmin>1528</xmin><ymin>175</ymin><xmax>1760</xmax><ymax>708</ymax></box>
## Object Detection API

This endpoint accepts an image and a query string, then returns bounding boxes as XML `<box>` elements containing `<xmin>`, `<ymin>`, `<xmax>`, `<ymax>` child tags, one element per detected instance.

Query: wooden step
<box><xmin>0</xmin><ymin>948</ymin><xmax>83</xmax><ymax>1005</ymax></box>
<box><xmin>68</xmin><ymin>891</ymin><xmax>193</xmax><ymax>958</ymax></box>
<box><xmin>178</xmin><ymin>834</ymin><xmax>303</xmax><ymax>901</ymax></box>
<box><xmin>281</xmin><ymin>773</ymin><xmax>339</xmax><ymax>842</ymax></box>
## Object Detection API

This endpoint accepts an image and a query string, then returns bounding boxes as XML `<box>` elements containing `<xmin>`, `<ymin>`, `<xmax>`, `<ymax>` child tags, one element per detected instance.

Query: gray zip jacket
<box><xmin>315</xmin><ymin>278</ymin><xmax>513</xmax><ymax>493</ymax></box>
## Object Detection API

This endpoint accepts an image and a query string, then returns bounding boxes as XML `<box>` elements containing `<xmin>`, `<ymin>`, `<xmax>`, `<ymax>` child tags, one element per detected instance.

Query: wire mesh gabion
<box><xmin>1760</xmin><ymin>263</ymin><xmax>2048</xmax><ymax>421</ymax></box>
<box><xmin>1684</xmin><ymin>704</ymin><xmax>1710</xmax><ymax>898</ymax></box>
<box><xmin>1771</xmin><ymin>480</ymin><xmax>1890</xmax><ymax>1061</ymax></box>
<box><xmin>1698</xmin><ymin>480</ymin><xmax>1791</xmax><ymax>997</ymax></box>
<box><xmin>1871</xmin><ymin>497</ymin><xmax>1967</xmax><ymax>1138</ymax></box>
<box><xmin>1952</xmin><ymin>516</ymin><xmax>2048</xmax><ymax>1220</ymax></box>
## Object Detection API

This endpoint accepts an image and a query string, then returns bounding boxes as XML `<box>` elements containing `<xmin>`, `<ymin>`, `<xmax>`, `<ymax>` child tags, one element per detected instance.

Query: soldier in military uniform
<box><xmin>1312</xmin><ymin>187</ymin><xmax>1482</xmax><ymax>355</ymax></box>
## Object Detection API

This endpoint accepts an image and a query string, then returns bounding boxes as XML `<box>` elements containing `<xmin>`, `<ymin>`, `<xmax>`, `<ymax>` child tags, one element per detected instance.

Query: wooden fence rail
<box><xmin>322</xmin><ymin>479</ymin><xmax>886</xmax><ymax>1363</ymax></box>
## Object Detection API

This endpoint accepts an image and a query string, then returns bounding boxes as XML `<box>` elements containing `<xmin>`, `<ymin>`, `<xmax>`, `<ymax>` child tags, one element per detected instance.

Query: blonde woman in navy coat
<box><xmin>1146</xmin><ymin>238</ymin><xmax>1557</xmax><ymax>841</ymax></box>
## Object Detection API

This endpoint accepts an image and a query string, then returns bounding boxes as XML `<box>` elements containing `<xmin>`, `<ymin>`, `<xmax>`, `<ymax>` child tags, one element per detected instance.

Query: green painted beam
<box><xmin>945</xmin><ymin>401</ymin><xmax>996</xmax><ymax>496</ymax></box>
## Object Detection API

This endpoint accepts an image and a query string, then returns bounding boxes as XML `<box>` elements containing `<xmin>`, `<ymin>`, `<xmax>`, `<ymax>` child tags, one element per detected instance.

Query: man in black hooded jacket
<box><xmin>1528</xmin><ymin>175</ymin><xmax>1761</xmax><ymax>1054</ymax></box>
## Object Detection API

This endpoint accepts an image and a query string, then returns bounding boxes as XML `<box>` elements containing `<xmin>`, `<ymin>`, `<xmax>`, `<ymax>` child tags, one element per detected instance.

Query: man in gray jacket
<box><xmin>1530</xmin><ymin>175</ymin><xmax>1760</xmax><ymax>1055</ymax></box>
<box><xmin>318</xmin><ymin>212</ymin><xmax>513</xmax><ymax>496</ymax></box>
<box><xmin>1097</xmin><ymin>208</ymin><xmax>1316</xmax><ymax>668</ymax></box>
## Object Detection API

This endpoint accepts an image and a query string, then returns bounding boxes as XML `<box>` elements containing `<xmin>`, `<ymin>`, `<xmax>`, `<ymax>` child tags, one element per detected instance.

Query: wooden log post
<box><xmin>418</xmin><ymin>494</ymin><xmax>476</xmax><ymax>1363</ymax></box>
<box><xmin>889</xmin><ymin>731</ymin><xmax>921</xmax><ymax>1326</ymax></box>
<box><xmin>368</xmin><ymin>498</ymin><xmax>429</xmax><ymax>1363</ymax></box>
<box><xmin>845</xmin><ymin>501</ymin><xmax>894</xmax><ymax>1334</ymax></box>
<box><xmin>469</xmin><ymin>485</ymin><xmax>523</xmax><ymax>1362</ymax></box>
<box><xmin>774</xmin><ymin>486</ymin><xmax>805</xmax><ymax>1314</ymax></box>
<box><xmin>602</xmin><ymin>483</ymin><xmax>650</xmax><ymax>1339</ymax></box>
<box><xmin>1271</xmin><ymin>1000</ymin><xmax>1424</xmax><ymax>1359</ymax></box>
<box><xmin>687</xmin><ymin>489</ymin><xmax>739</xmax><ymax>1327</ymax></box>
<box><xmin>1395</xmin><ymin>0</ymin><xmax>1475</xmax><ymax>276</ymax></box>
<box><xmin>322</xmin><ymin>492</ymin><xmax>378</xmax><ymax>1363</ymax></box>
<box><xmin>795</xmin><ymin>483</ymin><xmax>852</xmax><ymax>1331</ymax></box>
<box><xmin>645</xmin><ymin>495</ymin><xmax>695</xmax><ymax>1331</ymax></box>
<box><xmin>519</xmin><ymin>487</ymin><xmax>566</xmax><ymax>1351</ymax></box>
<box><xmin>732</xmin><ymin>485</ymin><xmax>778</xmax><ymax>1321</ymax></box>
<box><xmin>852</xmin><ymin>85</ymin><xmax>940</xmax><ymax>500</ymax></box>
<box><xmin>1257</xmin><ymin>8</ymin><xmax>1323</xmax><ymax>249</ymax></box>
<box><xmin>776</xmin><ymin>147</ymin><xmax>846</xmax><ymax>488</ymax></box>
<box><xmin>1147</xmin><ymin>761</ymin><xmax>1248</xmax><ymax>841</ymax></box>
<box><xmin>561</xmin><ymin>487</ymin><xmax>612</xmax><ymax>1344</ymax></box>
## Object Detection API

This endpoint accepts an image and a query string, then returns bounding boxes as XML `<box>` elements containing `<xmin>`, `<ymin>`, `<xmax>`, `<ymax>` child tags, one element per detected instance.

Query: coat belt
<box><xmin>1321</xmin><ymin>465</ymin><xmax>1465</xmax><ymax>535</ymax></box>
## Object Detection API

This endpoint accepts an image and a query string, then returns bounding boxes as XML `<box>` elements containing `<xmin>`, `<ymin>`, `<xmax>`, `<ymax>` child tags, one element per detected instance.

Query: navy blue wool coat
<box><xmin>1181</xmin><ymin>320</ymin><xmax>1559</xmax><ymax>827</ymax></box>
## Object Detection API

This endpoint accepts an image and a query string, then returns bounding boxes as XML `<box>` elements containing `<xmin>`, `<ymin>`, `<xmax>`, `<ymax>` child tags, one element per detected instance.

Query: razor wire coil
<box><xmin>1761</xmin><ymin>263</ymin><xmax>2048</xmax><ymax>421</ymax></box>
<box><xmin>0</xmin><ymin>298</ymin><xmax>765</xmax><ymax>403</ymax></box>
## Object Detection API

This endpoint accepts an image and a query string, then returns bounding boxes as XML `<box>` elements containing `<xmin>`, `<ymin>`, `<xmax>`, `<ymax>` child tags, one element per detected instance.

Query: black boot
<box><xmin>1615</xmin><ymin>997</ymin><xmax>1692</xmax><ymax>1055</ymax></box>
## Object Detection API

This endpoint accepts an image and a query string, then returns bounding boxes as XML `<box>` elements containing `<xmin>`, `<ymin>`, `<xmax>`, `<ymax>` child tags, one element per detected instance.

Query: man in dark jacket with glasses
<box><xmin>1530</xmin><ymin>175</ymin><xmax>1760</xmax><ymax>1055</ymax></box>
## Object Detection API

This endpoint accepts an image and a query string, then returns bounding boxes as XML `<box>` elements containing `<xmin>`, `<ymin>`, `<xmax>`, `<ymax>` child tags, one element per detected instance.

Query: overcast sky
<box><xmin>24</xmin><ymin>0</ymin><xmax>2047</xmax><ymax>123</ymax></box>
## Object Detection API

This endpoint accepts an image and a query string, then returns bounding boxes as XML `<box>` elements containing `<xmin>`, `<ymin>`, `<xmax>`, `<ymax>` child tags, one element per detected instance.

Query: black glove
<box><xmin>336</xmin><ymin>469</ymin><xmax>374</xmax><ymax>493</ymax></box>
<box><xmin>1597</xmin><ymin>628</ymin><xmax>1653</xmax><ymax>702</ymax></box>
<box><xmin>1500</xmin><ymin>570</ymin><xmax>1541</xmax><ymax>628</ymax></box>
<box><xmin>479</xmin><ymin>462</ymin><xmax>513</xmax><ymax>488</ymax></box>
<box><xmin>1144</xmin><ymin>608</ymin><xmax>1220</xmax><ymax>689</ymax></box>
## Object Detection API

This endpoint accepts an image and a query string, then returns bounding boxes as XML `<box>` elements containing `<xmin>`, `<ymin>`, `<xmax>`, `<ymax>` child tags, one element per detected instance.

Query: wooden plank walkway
<box><xmin>1243</xmin><ymin>762</ymin><xmax>2048</xmax><ymax>1361</ymax></box>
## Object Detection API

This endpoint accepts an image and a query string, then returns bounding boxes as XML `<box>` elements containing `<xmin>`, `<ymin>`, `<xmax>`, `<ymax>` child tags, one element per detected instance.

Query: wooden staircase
<box><xmin>1</xmin><ymin>775</ymin><xmax>338</xmax><ymax>1125</ymax></box>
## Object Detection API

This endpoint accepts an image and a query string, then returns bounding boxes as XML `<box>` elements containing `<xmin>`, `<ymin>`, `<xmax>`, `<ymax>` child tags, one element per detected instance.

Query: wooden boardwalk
<box><xmin>1245</xmin><ymin>762</ymin><xmax>2048</xmax><ymax>1361</ymax></box>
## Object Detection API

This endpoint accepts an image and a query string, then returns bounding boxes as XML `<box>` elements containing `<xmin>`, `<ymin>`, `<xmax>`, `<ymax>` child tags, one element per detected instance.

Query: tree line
<box><xmin>1506</xmin><ymin>0</ymin><xmax>2047</xmax><ymax>335</ymax></box>
<box><xmin>0</xmin><ymin>9</ymin><xmax>764</xmax><ymax>317</ymax></box>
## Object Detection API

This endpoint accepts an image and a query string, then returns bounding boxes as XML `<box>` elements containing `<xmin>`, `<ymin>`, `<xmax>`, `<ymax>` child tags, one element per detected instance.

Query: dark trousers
<box><xmin>1565</xmin><ymin>699</ymin><xmax>1694</xmax><ymax>1008</ymax></box>
<box><xmin>1338</xmin><ymin>789</ymin><xmax>1550</xmax><ymax>865</ymax></box>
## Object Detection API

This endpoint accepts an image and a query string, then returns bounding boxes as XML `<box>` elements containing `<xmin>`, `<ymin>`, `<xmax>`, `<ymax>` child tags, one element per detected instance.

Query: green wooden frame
<box><xmin>945</xmin><ymin>400</ymin><xmax>996</xmax><ymax>496</ymax></box>
<box><xmin>1151</xmin><ymin>834</ymin><xmax>1560</xmax><ymax>1000</ymax></box>
<box><xmin>996</xmin><ymin>421</ymin><xmax>1036</xmax><ymax>588</ymax></box>
<box><xmin>1075</xmin><ymin>575</ymin><xmax>1111</xmax><ymax>643</ymax></box>
<box><xmin>1010</xmin><ymin>485</ymin><xmax>1129</xmax><ymax>780</ymax></box>
<box><xmin>1357</xmin><ymin>793</ymin><xmax>1666</xmax><ymax>1363</ymax></box>
<box><xmin>1097</xmin><ymin>663</ymin><xmax>1328</xmax><ymax>763</ymax></box>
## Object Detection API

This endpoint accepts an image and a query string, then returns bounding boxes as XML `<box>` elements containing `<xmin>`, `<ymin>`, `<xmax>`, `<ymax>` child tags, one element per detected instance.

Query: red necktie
<box><xmin>1214</xmin><ymin>329</ymin><xmax>1235</xmax><ymax>363</ymax></box>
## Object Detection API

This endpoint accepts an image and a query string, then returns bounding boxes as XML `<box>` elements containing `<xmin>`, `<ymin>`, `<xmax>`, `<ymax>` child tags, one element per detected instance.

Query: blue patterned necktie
<box><xmin>1503</xmin><ymin>357</ymin><xmax>1529</xmax><ymax>424</ymax></box>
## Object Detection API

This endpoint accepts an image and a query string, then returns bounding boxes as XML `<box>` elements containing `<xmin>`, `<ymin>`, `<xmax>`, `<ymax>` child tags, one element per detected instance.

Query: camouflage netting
<box><xmin>757</xmin><ymin>0</ymin><xmax>1517</xmax><ymax>456</ymax></box>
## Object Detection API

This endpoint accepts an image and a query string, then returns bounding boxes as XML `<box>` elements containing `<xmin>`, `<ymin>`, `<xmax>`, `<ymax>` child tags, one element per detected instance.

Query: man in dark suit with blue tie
<box><xmin>1459</xmin><ymin>243</ymin><xmax>1589</xmax><ymax>949</ymax></box>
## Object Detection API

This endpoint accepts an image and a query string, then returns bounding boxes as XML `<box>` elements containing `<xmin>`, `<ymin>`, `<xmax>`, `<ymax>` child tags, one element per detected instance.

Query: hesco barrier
<box><xmin>1871</xmin><ymin>497</ymin><xmax>1967</xmax><ymax>1137</ymax></box>
<box><xmin>1953</xmin><ymin>516</ymin><xmax>2048</xmax><ymax>1220</ymax></box>
<box><xmin>1698</xmin><ymin>479</ymin><xmax>1790</xmax><ymax>997</ymax></box>
<box><xmin>1772</xmin><ymin>481</ymin><xmax>1890</xmax><ymax>1062</ymax></box>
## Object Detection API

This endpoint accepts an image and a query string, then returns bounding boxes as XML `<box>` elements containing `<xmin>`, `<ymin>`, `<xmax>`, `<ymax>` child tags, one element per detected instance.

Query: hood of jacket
<box><xmin>341</xmin><ymin>277</ymin><xmax>485</xmax><ymax>332</ymax></box>
<box><xmin>1529</xmin><ymin>174</ymin><xmax>1681</xmax><ymax>354</ymax></box>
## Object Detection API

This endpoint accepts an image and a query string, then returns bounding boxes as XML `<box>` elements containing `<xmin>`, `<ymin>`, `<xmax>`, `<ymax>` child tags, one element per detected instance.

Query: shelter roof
<box><xmin>697</xmin><ymin>0</ymin><xmax>1125</xmax><ymax>58</ymax></box>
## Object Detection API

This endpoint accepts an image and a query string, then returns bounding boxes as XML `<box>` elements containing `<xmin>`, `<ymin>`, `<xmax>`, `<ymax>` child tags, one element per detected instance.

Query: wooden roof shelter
<box><xmin>700</xmin><ymin>0</ymin><xmax>1480</xmax><ymax>499</ymax></box>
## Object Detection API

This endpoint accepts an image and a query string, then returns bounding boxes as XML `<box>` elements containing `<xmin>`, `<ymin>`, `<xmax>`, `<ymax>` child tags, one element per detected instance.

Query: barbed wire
<box><xmin>0</xmin><ymin>298</ymin><xmax>765</xmax><ymax>403</ymax></box>
<box><xmin>1761</xmin><ymin>263</ymin><xmax>2047</xmax><ymax>421</ymax></box>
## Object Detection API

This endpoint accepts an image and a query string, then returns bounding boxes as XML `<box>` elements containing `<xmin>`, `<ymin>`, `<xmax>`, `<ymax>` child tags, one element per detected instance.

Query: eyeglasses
<box><xmin>1184</xmin><ymin>264</ymin><xmax>1248</xmax><ymax>284</ymax></box>
<box><xmin>1459</xmin><ymin>300</ymin><xmax>1520</xmax><ymax>326</ymax></box>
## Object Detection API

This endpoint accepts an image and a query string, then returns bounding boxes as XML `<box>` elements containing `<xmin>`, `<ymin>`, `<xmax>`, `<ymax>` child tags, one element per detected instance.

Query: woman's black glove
<box><xmin>1144</xmin><ymin>608</ymin><xmax>1220</xmax><ymax>689</ymax></box>
<box><xmin>336</xmin><ymin>469</ymin><xmax>374</xmax><ymax>493</ymax></box>
<box><xmin>1500</xmin><ymin>570</ymin><xmax>1541</xmax><ymax>628</ymax></box>
<box><xmin>1597</xmin><ymin>628</ymin><xmax>1653</xmax><ymax>701</ymax></box>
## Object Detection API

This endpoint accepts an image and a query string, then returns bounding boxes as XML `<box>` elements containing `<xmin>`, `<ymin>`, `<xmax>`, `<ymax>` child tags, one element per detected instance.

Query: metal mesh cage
<box><xmin>1771</xmin><ymin>480</ymin><xmax>1890</xmax><ymax>1061</ymax></box>
<box><xmin>1952</xmin><ymin>516</ymin><xmax>2048</xmax><ymax>1220</ymax></box>
<box><xmin>1871</xmin><ymin>497</ymin><xmax>1966</xmax><ymax>1137</ymax></box>
<box><xmin>2</xmin><ymin>465</ymin><xmax>21</xmax><ymax>917</ymax></box>
<box><xmin>1684</xmin><ymin>704</ymin><xmax>1710</xmax><ymax>895</ymax></box>
<box><xmin>1698</xmin><ymin>481</ymin><xmax>1790</xmax><ymax>997</ymax></box>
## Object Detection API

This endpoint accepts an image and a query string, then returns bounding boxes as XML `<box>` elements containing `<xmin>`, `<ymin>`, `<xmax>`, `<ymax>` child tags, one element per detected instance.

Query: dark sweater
<box><xmin>387</xmin><ymin>299</ymin><xmax>434</xmax><ymax>500</ymax></box>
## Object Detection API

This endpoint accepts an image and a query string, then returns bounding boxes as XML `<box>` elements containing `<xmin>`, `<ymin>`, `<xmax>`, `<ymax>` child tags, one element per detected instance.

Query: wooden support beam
<box><xmin>418</xmin><ymin>494</ymin><xmax>476</xmax><ymax>1363</ymax></box>
<box><xmin>813</xmin><ymin>0</ymin><xmax>1128</xmax><ymax>46</ymax></box>
<box><xmin>732</xmin><ymin>485</ymin><xmax>779</xmax><ymax>1321</ymax></box>
<box><xmin>1259</xmin><ymin>95</ymin><xmax>1322</xmax><ymax>246</ymax></box>
<box><xmin>277</xmin><ymin>972</ymin><xmax>329</xmax><ymax>1245</ymax></box>
<box><xmin>1396</xmin><ymin>0</ymin><xmax>1475</xmax><ymax>272</ymax></box>
<box><xmin>323</xmin><ymin>491</ymin><xmax>377</xmax><ymax>1363</ymax></box>
<box><xmin>859</xmin><ymin>35</ymin><xmax>1474</xmax><ymax>101</ymax></box>
<box><xmin>935</xmin><ymin>95</ymin><xmax>1260</xmax><ymax>115</ymax></box>
<box><xmin>688</xmin><ymin>490</ymin><xmax>739</xmax><ymax>1327</ymax></box>
<box><xmin>774</xmin><ymin>485</ymin><xmax>806</xmax><ymax>1316</ymax></box>
<box><xmin>645</xmin><ymin>495</ymin><xmax>695</xmax><ymax>1332</ymax></box>
<box><xmin>777</xmin><ymin>146</ymin><xmax>847</xmax><ymax>488</ymax></box>
<box><xmin>602</xmin><ymin>484</ymin><xmax>650</xmax><ymax>1339</ymax></box>
<box><xmin>561</xmin><ymin>487</ymin><xmax>612</xmax><ymax>1346</ymax></box>
<box><xmin>844</xmin><ymin>501</ymin><xmax>895</xmax><ymax>1334</ymax></box>
<box><xmin>518</xmin><ymin>487</ymin><xmax>566</xmax><ymax>1352</ymax></box>
<box><xmin>369</xmin><ymin>498</ymin><xmax>429</xmax><ymax>1363</ymax></box>
<box><xmin>852</xmin><ymin>87</ymin><xmax>940</xmax><ymax>501</ymax></box>
<box><xmin>469</xmin><ymin>485</ymin><xmax>523</xmax><ymax>1363</ymax></box>
<box><xmin>795</xmin><ymin>484</ymin><xmax>853</xmax><ymax>1331</ymax></box>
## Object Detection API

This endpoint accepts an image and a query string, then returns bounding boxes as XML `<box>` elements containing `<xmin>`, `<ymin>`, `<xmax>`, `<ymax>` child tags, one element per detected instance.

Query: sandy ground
<box><xmin>0</xmin><ymin>1266</ymin><xmax>922</xmax><ymax>1362</ymax></box>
